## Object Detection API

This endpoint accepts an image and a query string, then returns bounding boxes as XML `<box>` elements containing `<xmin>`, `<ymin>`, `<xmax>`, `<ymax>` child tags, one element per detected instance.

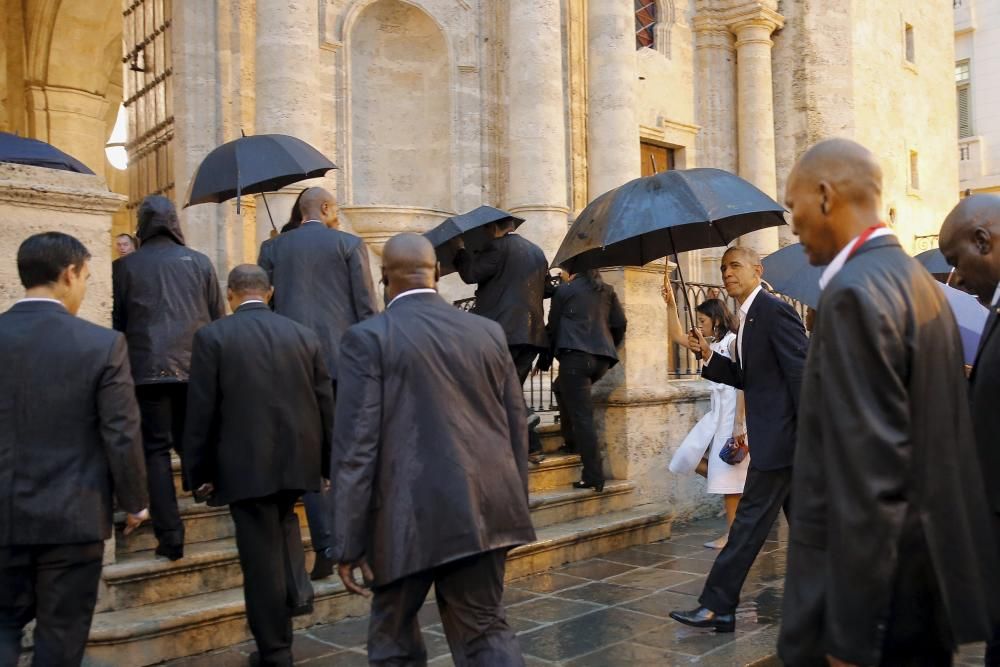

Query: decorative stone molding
<box><xmin>692</xmin><ymin>1</ymin><xmax>783</xmax><ymax>38</ymax></box>
<box><xmin>339</xmin><ymin>205</ymin><xmax>453</xmax><ymax>255</ymax></box>
<box><xmin>0</xmin><ymin>164</ymin><xmax>125</xmax><ymax>214</ymax></box>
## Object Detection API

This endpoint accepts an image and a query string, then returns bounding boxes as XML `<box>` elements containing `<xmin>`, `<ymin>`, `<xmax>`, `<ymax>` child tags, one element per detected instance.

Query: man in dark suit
<box><xmin>671</xmin><ymin>244</ymin><xmax>808</xmax><ymax>632</ymax></box>
<box><xmin>113</xmin><ymin>195</ymin><xmax>225</xmax><ymax>561</ymax></box>
<box><xmin>258</xmin><ymin>186</ymin><xmax>378</xmax><ymax>580</ymax></box>
<box><xmin>940</xmin><ymin>193</ymin><xmax>1000</xmax><ymax>666</ymax></box>
<box><xmin>452</xmin><ymin>218</ymin><xmax>550</xmax><ymax>462</ymax></box>
<box><xmin>333</xmin><ymin>233</ymin><xmax>535</xmax><ymax>666</ymax></box>
<box><xmin>0</xmin><ymin>232</ymin><xmax>149</xmax><ymax>666</ymax></box>
<box><xmin>183</xmin><ymin>265</ymin><xmax>333</xmax><ymax>666</ymax></box>
<box><xmin>779</xmin><ymin>139</ymin><xmax>999</xmax><ymax>666</ymax></box>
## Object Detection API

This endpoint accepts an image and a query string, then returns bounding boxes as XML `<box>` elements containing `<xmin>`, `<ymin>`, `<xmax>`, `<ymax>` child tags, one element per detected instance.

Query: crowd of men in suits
<box><xmin>3</xmin><ymin>136</ymin><xmax>1000</xmax><ymax>667</ymax></box>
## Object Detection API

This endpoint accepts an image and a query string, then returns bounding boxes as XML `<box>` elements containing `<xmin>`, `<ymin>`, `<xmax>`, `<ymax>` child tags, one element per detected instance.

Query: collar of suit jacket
<box><xmin>235</xmin><ymin>300</ymin><xmax>269</xmax><ymax>312</ymax></box>
<box><xmin>819</xmin><ymin>229</ymin><xmax>898</xmax><ymax>291</ymax></box>
<box><xmin>387</xmin><ymin>288</ymin><xmax>438</xmax><ymax>308</ymax></box>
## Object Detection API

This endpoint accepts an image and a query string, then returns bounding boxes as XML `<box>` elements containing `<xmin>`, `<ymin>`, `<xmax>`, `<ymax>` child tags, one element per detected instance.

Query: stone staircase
<box><xmin>70</xmin><ymin>425</ymin><xmax>671</xmax><ymax>666</ymax></box>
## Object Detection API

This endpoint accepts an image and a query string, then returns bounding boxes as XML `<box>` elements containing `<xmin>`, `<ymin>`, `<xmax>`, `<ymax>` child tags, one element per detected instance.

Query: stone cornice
<box><xmin>692</xmin><ymin>1</ymin><xmax>784</xmax><ymax>36</ymax></box>
<box><xmin>0</xmin><ymin>179</ymin><xmax>126</xmax><ymax>214</ymax></box>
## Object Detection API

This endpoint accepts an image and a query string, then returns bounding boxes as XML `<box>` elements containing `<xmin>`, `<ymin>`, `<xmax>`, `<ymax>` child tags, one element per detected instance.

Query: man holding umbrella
<box><xmin>450</xmin><ymin>214</ymin><xmax>550</xmax><ymax>463</ymax></box>
<box><xmin>257</xmin><ymin>186</ymin><xmax>378</xmax><ymax>580</ymax></box>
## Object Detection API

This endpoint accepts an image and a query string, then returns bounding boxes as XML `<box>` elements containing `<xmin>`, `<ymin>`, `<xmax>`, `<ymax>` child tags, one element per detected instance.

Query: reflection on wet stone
<box><xmin>553</xmin><ymin>558</ymin><xmax>638</xmax><ymax>581</ymax></box>
<box><xmin>598</xmin><ymin>547</ymin><xmax>673</xmax><ymax>567</ymax></box>
<box><xmin>655</xmin><ymin>557</ymin><xmax>717</xmax><ymax>575</ymax></box>
<box><xmin>553</xmin><ymin>581</ymin><xmax>649</xmax><ymax>605</ymax></box>
<box><xmin>517</xmin><ymin>608</ymin><xmax>664</xmax><ymax>661</ymax></box>
<box><xmin>510</xmin><ymin>571</ymin><xmax>590</xmax><ymax>593</ymax></box>
<box><xmin>564</xmin><ymin>641</ymin><xmax>689</xmax><ymax>666</ymax></box>
<box><xmin>507</xmin><ymin>596</ymin><xmax>603</xmax><ymax>624</ymax></box>
<box><xmin>622</xmin><ymin>589</ymin><xmax>705</xmax><ymax>618</ymax></box>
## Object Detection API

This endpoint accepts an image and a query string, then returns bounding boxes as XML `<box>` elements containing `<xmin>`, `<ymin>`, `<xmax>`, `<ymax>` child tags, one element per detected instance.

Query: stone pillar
<box><xmin>731</xmin><ymin>7</ymin><xmax>783</xmax><ymax>256</ymax></box>
<box><xmin>254</xmin><ymin>0</ymin><xmax>321</xmax><ymax>244</ymax></box>
<box><xmin>25</xmin><ymin>86</ymin><xmax>112</xmax><ymax>176</ymax></box>
<box><xmin>586</xmin><ymin>0</ymin><xmax>641</xmax><ymax>197</ymax></box>
<box><xmin>506</xmin><ymin>0</ymin><xmax>569</xmax><ymax>261</ymax></box>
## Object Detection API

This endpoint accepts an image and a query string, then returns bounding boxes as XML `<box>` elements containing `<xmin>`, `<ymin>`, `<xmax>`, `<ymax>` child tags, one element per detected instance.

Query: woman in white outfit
<box><xmin>662</xmin><ymin>286</ymin><xmax>749</xmax><ymax>549</ymax></box>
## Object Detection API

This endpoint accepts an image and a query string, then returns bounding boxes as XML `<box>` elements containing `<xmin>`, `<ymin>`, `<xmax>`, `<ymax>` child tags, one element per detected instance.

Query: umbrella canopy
<box><xmin>424</xmin><ymin>205</ymin><xmax>524</xmax><ymax>275</ymax></box>
<box><xmin>0</xmin><ymin>132</ymin><xmax>94</xmax><ymax>174</ymax></box>
<box><xmin>915</xmin><ymin>248</ymin><xmax>952</xmax><ymax>280</ymax></box>
<box><xmin>940</xmin><ymin>282</ymin><xmax>989</xmax><ymax>366</ymax></box>
<box><xmin>761</xmin><ymin>243</ymin><xmax>823</xmax><ymax>308</ymax></box>
<box><xmin>184</xmin><ymin>134</ymin><xmax>336</xmax><ymax>209</ymax></box>
<box><xmin>551</xmin><ymin>168</ymin><xmax>786</xmax><ymax>273</ymax></box>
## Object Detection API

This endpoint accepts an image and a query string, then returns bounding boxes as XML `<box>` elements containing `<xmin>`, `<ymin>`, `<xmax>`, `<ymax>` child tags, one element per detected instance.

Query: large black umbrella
<box><xmin>424</xmin><ymin>205</ymin><xmax>524</xmax><ymax>275</ymax></box>
<box><xmin>184</xmin><ymin>133</ymin><xmax>336</xmax><ymax>230</ymax></box>
<box><xmin>915</xmin><ymin>248</ymin><xmax>952</xmax><ymax>281</ymax></box>
<box><xmin>761</xmin><ymin>243</ymin><xmax>823</xmax><ymax>308</ymax></box>
<box><xmin>0</xmin><ymin>132</ymin><xmax>94</xmax><ymax>174</ymax></box>
<box><xmin>552</xmin><ymin>168</ymin><xmax>786</xmax><ymax>273</ymax></box>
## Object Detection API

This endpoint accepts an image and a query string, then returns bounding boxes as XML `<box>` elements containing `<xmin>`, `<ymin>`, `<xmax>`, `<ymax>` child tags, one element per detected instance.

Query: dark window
<box><xmin>636</xmin><ymin>1</ymin><xmax>656</xmax><ymax>50</ymax></box>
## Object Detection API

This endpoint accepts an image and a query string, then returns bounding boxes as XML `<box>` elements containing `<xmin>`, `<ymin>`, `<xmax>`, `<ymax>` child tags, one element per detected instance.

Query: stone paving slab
<box><xmin>162</xmin><ymin>515</ymin><xmax>988</xmax><ymax>666</ymax></box>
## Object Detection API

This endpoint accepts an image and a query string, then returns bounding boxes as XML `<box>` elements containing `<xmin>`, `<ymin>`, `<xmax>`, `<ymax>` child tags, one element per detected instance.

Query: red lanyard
<box><xmin>846</xmin><ymin>223</ymin><xmax>887</xmax><ymax>259</ymax></box>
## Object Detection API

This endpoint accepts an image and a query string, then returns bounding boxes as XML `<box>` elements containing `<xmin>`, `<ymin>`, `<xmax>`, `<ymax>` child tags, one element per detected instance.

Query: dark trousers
<box><xmin>553</xmin><ymin>351</ymin><xmax>610</xmax><ymax>485</ymax></box>
<box><xmin>700</xmin><ymin>466</ymin><xmax>792</xmax><ymax>614</ymax></box>
<box><xmin>987</xmin><ymin>514</ymin><xmax>1000</xmax><ymax>667</ymax></box>
<box><xmin>368</xmin><ymin>550</ymin><xmax>524</xmax><ymax>667</ymax></box>
<box><xmin>230</xmin><ymin>491</ymin><xmax>308</xmax><ymax>666</ymax></box>
<box><xmin>303</xmin><ymin>380</ymin><xmax>335</xmax><ymax>558</ymax></box>
<box><xmin>0</xmin><ymin>541</ymin><xmax>104</xmax><ymax>667</ymax></box>
<box><xmin>509</xmin><ymin>345</ymin><xmax>542</xmax><ymax>455</ymax></box>
<box><xmin>136</xmin><ymin>382</ymin><xmax>188</xmax><ymax>552</ymax></box>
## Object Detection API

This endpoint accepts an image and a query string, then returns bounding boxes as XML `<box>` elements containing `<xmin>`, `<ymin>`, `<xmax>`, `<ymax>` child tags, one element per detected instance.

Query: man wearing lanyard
<box><xmin>939</xmin><ymin>193</ymin><xmax>1000</xmax><ymax>667</ymax></box>
<box><xmin>671</xmin><ymin>244</ymin><xmax>808</xmax><ymax>633</ymax></box>
<box><xmin>779</xmin><ymin>139</ymin><xmax>999</xmax><ymax>665</ymax></box>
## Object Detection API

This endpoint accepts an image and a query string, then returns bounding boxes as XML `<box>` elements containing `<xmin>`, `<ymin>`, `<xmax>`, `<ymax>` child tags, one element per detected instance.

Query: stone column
<box><xmin>731</xmin><ymin>7</ymin><xmax>783</xmax><ymax>255</ymax></box>
<box><xmin>586</xmin><ymin>0</ymin><xmax>641</xmax><ymax>197</ymax></box>
<box><xmin>505</xmin><ymin>0</ymin><xmax>569</xmax><ymax>261</ymax></box>
<box><xmin>254</xmin><ymin>0</ymin><xmax>321</xmax><ymax>244</ymax></box>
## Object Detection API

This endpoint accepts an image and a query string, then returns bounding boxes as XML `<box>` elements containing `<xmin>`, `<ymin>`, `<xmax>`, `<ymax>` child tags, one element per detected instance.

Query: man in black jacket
<box><xmin>113</xmin><ymin>195</ymin><xmax>225</xmax><ymax>561</ymax></box>
<box><xmin>671</xmin><ymin>245</ymin><xmax>808</xmax><ymax>633</ymax></box>
<box><xmin>779</xmin><ymin>139</ymin><xmax>1000</xmax><ymax>665</ymax></box>
<box><xmin>334</xmin><ymin>234</ymin><xmax>534</xmax><ymax>666</ymax></box>
<box><xmin>0</xmin><ymin>233</ymin><xmax>149</xmax><ymax>666</ymax></box>
<box><xmin>184</xmin><ymin>265</ymin><xmax>334</xmax><ymax>666</ymax></box>
<box><xmin>257</xmin><ymin>186</ymin><xmax>378</xmax><ymax>580</ymax></box>
<box><xmin>452</xmin><ymin>218</ymin><xmax>550</xmax><ymax>462</ymax></box>
<box><xmin>940</xmin><ymin>193</ymin><xmax>1000</xmax><ymax>666</ymax></box>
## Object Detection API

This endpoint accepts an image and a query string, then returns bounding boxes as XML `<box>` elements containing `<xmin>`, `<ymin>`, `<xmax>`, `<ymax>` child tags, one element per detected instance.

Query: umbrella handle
<box><xmin>666</xmin><ymin>228</ymin><xmax>702</xmax><ymax>361</ymax></box>
<box><xmin>260</xmin><ymin>191</ymin><xmax>278</xmax><ymax>232</ymax></box>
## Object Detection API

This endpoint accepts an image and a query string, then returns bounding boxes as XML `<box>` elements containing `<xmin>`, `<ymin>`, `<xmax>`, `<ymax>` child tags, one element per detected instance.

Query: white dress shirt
<box><xmin>237</xmin><ymin>299</ymin><xmax>266</xmax><ymax>308</ymax></box>
<box><xmin>387</xmin><ymin>288</ymin><xmax>437</xmax><ymax>309</ymax></box>
<box><xmin>16</xmin><ymin>297</ymin><xmax>64</xmax><ymax>307</ymax></box>
<box><xmin>737</xmin><ymin>284</ymin><xmax>763</xmax><ymax>366</ymax></box>
<box><xmin>992</xmin><ymin>283</ymin><xmax>1000</xmax><ymax>308</ymax></box>
<box><xmin>818</xmin><ymin>228</ymin><xmax>895</xmax><ymax>291</ymax></box>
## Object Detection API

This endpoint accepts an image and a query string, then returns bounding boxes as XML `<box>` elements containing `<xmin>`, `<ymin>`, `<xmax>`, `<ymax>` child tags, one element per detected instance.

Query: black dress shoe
<box><xmin>669</xmin><ymin>606</ymin><xmax>735</xmax><ymax>633</ymax></box>
<box><xmin>154</xmin><ymin>544</ymin><xmax>183</xmax><ymax>561</ymax></box>
<box><xmin>310</xmin><ymin>552</ymin><xmax>335</xmax><ymax>581</ymax></box>
<box><xmin>290</xmin><ymin>600</ymin><xmax>314</xmax><ymax>617</ymax></box>
<box><xmin>572</xmin><ymin>480</ymin><xmax>605</xmax><ymax>493</ymax></box>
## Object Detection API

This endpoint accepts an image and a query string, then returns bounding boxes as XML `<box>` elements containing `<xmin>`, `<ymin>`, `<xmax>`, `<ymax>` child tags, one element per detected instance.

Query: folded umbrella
<box><xmin>0</xmin><ymin>132</ymin><xmax>94</xmax><ymax>175</ymax></box>
<box><xmin>761</xmin><ymin>243</ymin><xmax>823</xmax><ymax>309</ymax></box>
<box><xmin>940</xmin><ymin>282</ymin><xmax>989</xmax><ymax>366</ymax></box>
<box><xmin>184</xmin><ymin>133</ymin><xmax>336</xmax><ymax>229</ymax></box>
<box><xmin>424</xmin><ymin>205</ymin><xmax>524</xmax><ymax>275</ymax></box>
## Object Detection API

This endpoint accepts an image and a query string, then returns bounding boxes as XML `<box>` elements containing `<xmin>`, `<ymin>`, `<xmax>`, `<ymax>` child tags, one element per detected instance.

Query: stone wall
<box><xmin>956</xmin><ymin>0</ymin><xmax>1000</xmax><ymax>194</ymax></box>
<box><xmin>0</xmin><ymin>163</ymin><xmax>125</xmax><ymax>326</ymax></box>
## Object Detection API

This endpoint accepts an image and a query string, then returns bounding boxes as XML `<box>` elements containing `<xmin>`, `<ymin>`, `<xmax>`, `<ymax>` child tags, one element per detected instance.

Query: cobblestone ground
<box><xmin>165</xmin><ymin>515</ymin><xmax>987</xmax><ymax>666</ymax></box>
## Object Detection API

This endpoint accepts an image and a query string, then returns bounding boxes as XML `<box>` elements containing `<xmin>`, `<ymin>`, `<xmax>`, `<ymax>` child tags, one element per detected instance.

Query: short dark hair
<box><xmin>227</xmin><ymin>264</ymin><xmax>270</xmax><ymax>294</ymax></box>
<box><xmin>17</xmin><ymin>232</ymin><xmax>91</xmax><ymax>288</ymax></box>
<box><xmin>696</xmin><ymin>298</ymin><xmax>739</xmax><ymax>339</ymax></box>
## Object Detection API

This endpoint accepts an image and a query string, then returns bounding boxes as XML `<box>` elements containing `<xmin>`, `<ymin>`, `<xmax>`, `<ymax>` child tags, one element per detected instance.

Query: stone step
<box><xmin>83</xmin><ymin>503</ymin><xmax>672</xmax><ymax>666</ymax></box>
<box><xmin>537</xmin><ymin>422</ymin><xmax>565</xmax><ymax>454</ymax></box>
<box><xmin>528</xmin><ymin>480</ymin><xmax>635</xmax><ymax>529</ymax></box>
<box><xmin>528</xmin><ymin>453</ymin><xmax>580</xmax><ymax>492</ymax></box>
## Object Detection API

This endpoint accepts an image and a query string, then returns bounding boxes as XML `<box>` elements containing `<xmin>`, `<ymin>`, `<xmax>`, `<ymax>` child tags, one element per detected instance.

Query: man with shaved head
<box><xmin>258</xmin><ymin>186</ymin><xmax>378</xmax><ymax>580</ymax></box>
<box><xmin>184</xmin><ymin>264</ymin><xmax>334</xmax><ymax>665</ymax></box>
<box><xmin>671</xmin><ymin>238</ymin><xmax>808</xmax><ymax>632</ymax></box>
<box><xmin>778</xmin><ymin>139</ymin><xmax>999</xmax><ymax>666</ymax></box>
<box><xmin>940</xmin><ymin>194</ymin><xmax>1000</xmax><ymax>666</ymax></box>
<box><xmin>332</xmin><ymin>233</ymin><xmax>535</xmax><ymax>666</ymax></box>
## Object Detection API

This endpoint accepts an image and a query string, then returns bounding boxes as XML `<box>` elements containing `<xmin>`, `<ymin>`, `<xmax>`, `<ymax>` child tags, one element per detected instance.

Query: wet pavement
<box><xmin>164</xmin><ymin>515</ymin><xmax>988</xmax><ymax>666</ymax></box>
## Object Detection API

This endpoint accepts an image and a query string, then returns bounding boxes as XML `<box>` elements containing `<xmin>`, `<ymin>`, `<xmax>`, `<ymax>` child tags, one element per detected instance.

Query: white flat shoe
<box><xmin>704</xmin><ymin>534</ymin><xmax>728</xmax><ymax>550</ymax></box>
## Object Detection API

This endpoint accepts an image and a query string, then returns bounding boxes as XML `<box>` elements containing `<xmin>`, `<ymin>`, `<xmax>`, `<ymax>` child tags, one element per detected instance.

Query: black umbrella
<box><xmin>552</xmin><ymin>168</ymin><xmax>786</xmax><ymax>331</ymax></box>
<box><xmin>761</xmin><ymin>243</ymin><xmax>823</xmax><ymax>309</ymax></box>
<box><xmin>184</xmin><ymin>133</ymin><xmax>336</xmax><ymax>230</ymax></box>
<box><xmin>424</xmin><ymin>205</ymin><xmax>524</xmax><ymax>275</ymax></box>
<box><xmin>915</xmin><ymin>248</ymin><xmax>952</xmax><ymax>280</ymax></box>
<box><xmin>0</xmin><ymin>132</ymin><xmax>94</xmax><ymax>174</ymax></box>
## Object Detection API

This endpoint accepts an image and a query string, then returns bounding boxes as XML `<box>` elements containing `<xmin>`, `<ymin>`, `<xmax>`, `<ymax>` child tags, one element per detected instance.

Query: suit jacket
<box><xmin>0</xmin><ymin>301</ymin><xmax>148</xmax><ymax>545</ymax></box>
<box><xmin>183</xmin><ymin>303</ymin><xmax>334</xmax><ymax>507</ymax></box>
<box><xmin>702</xmin><ymin>289</ymin><xmax>807</xmax><ymax>470</ymax></box>
<box><xmin>258</xmin><ymin>221</ymin><xmax>378</xmax><ymax>380</ymax></box>
<box><xmin>779</xmin><ymin>237</ymin><xmax>1000</xmax><ymax>665</ymax></box>
<box><xmin>331</xmin><ymin>292</ymin><xmax>536</xmax><ymax>587</ymax></box>
<box><xmin>454</xmin><ymin>233</ymin><xmax>549</xmax><ymax>349</ymax></box>
<box><xmin>112</xmin><ymin>234</ymin><xmax>225</xmax><ymax>385</ymax></box>
<box><xmin>546</xmin><ymin>278</ymin><xmax>627</xmax><ymax>365</ymax></box>
<box><xmin>970</xmin><ymin>299</ymin><xmax>1000</xmax><ymax>516</ymax></box>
